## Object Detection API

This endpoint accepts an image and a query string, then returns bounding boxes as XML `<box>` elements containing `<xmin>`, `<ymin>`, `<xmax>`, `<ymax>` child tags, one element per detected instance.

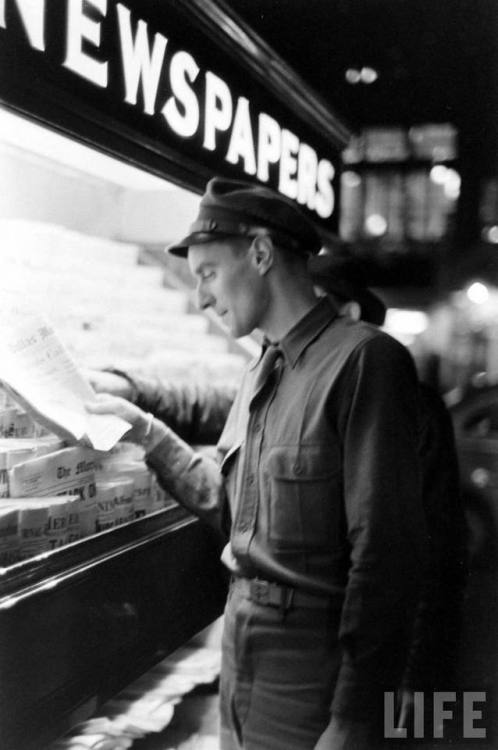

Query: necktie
<box><xmin>251</xmin><ymin>342</ymin><xmax>283</xmax><ymax>401</ymax></box>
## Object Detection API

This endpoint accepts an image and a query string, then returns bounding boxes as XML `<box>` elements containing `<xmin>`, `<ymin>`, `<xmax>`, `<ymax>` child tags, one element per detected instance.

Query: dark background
<box><xmin>225</xmin><ymin>0</ymin><xmax>498</xmax><ymax>283</ymax></box>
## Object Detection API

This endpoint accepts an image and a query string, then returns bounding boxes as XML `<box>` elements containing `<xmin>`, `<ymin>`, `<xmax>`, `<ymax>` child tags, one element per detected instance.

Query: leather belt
<box><xmin>231</xmin><ymin>576</ymin><xmax>332</xmax><ymax>612</ymax></box>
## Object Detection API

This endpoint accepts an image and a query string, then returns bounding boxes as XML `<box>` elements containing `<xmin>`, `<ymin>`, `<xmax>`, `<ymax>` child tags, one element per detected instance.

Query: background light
<box><xmin>383</xmin><ymin>309</ymin><xmax>429</xmax><ymax>347</ymax></box>
<box><xmin>341</xmin><ymin>170</ymin><xmax>361</xmax><ymax>188</ymax></box>
<box><xmin>345</xmin><ymin>68</ymin><xmax>361</xmax><ymax>84</ymax></box>
<box><xmin>385</xmin><ymin>309</ymin><xmax>429</xmax><ymax>335</ymax></box>
<box><xmin>466</xmin><ymin>282</ymin><xmax>489</xmax><ymax>304</ymax></box>
<box><xmin>429</xmin><ymin>165</ymin><xmax>460</xmax><ymax>199</ymax></box>
<box><xmin>360</xmin><ymin>67</ymin><xmax>378</xmax><ymax>83</ymax></box>
<box><xmin>365</xmin><ymin>213</ymin><xmax>387</xmax><ymax>236</ymax></box>
<box><xmin>443</xmin><ymin>168</ymin><xmax>461</xmax><ymax>200</ymax></box>
<box><xmin>345</xmin><ymin>67</ymin><xmax>378</xmax><ymax>84</ymax></box>
<box><xmin>430</xmin><ymin>165</ymin><xmax>448</xmax><ymax>185</ymax></box>
<box><xmin>483</xmin><ymin>225</ymin><xmax>498</xmax><ymax>244</ymax></box>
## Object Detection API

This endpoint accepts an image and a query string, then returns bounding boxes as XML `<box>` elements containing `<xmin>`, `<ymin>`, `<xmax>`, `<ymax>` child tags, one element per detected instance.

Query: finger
<box><xmin>85</xmin><ymin>400</ymin><xmax>117</xmax><ymax>414</ymax></box>
<box><xmin>91</xmin><ymin>393</ymin><xmax>127</xmax><ymax>405</ymax></box>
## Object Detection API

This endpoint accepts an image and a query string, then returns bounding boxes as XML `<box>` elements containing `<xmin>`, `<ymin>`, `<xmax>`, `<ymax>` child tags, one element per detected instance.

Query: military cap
<box><xmin>308</xmin><ymin>253</ymin><xmax>387</xmax><ymax>326</ymax></box>
<box><xmin>167</xmin><ymin>177</ymin><xmax>322</xmax><ymax>257</ymax></box>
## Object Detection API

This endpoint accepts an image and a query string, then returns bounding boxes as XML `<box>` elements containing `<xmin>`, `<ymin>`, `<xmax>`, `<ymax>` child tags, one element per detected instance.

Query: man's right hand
<box><xmin>85</xmin><ymin>370</ymin><xmax>134</xmax><ymax>400</ymax></box>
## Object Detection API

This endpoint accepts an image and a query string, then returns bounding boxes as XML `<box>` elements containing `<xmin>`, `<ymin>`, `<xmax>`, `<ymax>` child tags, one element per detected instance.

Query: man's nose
<box><xmin>196</xmin><ymin>286</ymin><xmax>214</xmax><ymax>311</ymax></box>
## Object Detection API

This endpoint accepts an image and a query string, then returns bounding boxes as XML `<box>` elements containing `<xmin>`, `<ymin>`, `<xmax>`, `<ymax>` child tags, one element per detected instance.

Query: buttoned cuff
<box><xmin>142</xmin><ymin>418</ymin><xmax>171</xmax><ymax>454</ymax></box>
<box><xmin>144</xmin><ymin>425</ymin><xmax>226</xmax><ymax>533</ymax></box>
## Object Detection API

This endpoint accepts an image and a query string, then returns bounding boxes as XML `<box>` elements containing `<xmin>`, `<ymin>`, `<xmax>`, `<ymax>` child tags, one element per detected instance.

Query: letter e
<box><xmin>463</xmin><ymin>692</ymin><xmax>486</xmax><ymax>739</ymax></box>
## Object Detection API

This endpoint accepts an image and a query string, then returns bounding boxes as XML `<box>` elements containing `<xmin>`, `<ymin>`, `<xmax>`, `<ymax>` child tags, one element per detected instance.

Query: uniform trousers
<box><xmin>219</xmin><ymin>578</ymin><xmax>342</xmax><ymax>750</ymax></box>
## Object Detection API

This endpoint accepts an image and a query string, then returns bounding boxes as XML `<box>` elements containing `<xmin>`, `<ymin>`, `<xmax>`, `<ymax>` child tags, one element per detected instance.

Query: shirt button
<box><xmin>248</xmin><ymin>475</ymin><xmax>255</xmax><ymax>486</ymax></box>
<box><xmin>293</xmin><ymin>462</ymin><xmax>302</xmax><ymax>475</ymax></box>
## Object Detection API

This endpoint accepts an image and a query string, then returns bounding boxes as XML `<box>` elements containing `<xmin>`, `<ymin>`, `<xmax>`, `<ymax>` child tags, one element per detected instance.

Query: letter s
<box><xmin>315</xmin><ymin>159</ymin><xmax>335</xmax><ymax>219</ymax></box>
<box><xmin>162</xmin><ymin>50</ymin><xmax>200</xmax><ymax>138</ymax></box>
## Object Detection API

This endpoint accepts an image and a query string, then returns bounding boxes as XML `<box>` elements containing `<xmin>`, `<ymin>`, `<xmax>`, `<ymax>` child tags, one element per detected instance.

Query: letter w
<box><xmin>116</xmin><ymin>3</ymin><xmax>167</xmax><ymax>115</ymax></box>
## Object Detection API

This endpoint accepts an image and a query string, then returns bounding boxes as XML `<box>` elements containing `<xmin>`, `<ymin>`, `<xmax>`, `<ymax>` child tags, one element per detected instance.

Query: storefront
<box><xmin>0</xmin><ymin>2</ymin><xmax>350</xmax><ymax>748</ymax></box>
<box><xmin>0</xmin><ymin>0</ymin><xmax>348</xmax><ymax>230</ymax></box>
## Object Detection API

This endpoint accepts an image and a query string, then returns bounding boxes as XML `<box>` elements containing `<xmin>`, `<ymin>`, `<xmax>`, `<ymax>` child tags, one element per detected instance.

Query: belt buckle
<box><xmin>250</xmin><ymin>578</ymin><xmax>270</xmax><ymax>605</ymax></box>
<box><xmin>280</xmin><ymin>586</ymin><xmax>294</xmax><ymax>614</ymax></box>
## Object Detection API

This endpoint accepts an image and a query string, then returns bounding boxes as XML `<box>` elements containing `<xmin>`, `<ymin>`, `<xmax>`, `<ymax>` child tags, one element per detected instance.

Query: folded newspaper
<box><xmin>0</xmin><ymin>313</ymin><xmax>130</xmax><ymax>451</ymax></box>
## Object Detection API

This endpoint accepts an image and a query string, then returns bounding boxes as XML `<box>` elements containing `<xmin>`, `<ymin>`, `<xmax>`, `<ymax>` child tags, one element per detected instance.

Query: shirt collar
<box><xmin>250</xmin><ymin>296</ymin><xmax>337</xmax><ymax>371</ymax></box>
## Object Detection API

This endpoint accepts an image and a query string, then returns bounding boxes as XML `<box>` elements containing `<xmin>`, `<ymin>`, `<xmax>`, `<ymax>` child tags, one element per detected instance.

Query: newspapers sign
<box><xmin>0</xmin><ymin>0</ymin><xmax>349</xmax><ymax>232</ymax></box>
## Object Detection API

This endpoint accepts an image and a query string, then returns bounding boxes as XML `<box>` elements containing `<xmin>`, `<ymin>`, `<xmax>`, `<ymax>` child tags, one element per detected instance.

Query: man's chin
<box><xmin>230</xmin><ymin>324</ymin><xmax>250</xmax><ymax>339</ymax></box>
<box><xmin>222</xmin><ymin>315</ymin><xmax>252</xmax><ymax>339</ymax></box>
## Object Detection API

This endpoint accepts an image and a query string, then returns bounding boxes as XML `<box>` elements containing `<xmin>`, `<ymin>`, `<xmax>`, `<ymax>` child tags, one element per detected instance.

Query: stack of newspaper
<box><xmin>0</xmin><ymin>313</ymin><xmax>174</xmax><ymax>567</ymax></box>
<box><xmin>0</xmin><ymin>219</ymin><xmax>246</xmax><ymax>383</ymax></box>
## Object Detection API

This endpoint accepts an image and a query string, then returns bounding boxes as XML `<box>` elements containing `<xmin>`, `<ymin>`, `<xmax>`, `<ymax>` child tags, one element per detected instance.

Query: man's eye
<box><xmin>201</xmin><ymin>271</ymin><xmax>215</xmax><ymax>281</ymax></box>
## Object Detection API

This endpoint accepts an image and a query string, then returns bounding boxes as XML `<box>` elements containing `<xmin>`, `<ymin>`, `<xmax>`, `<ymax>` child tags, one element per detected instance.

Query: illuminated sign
<box><xmin>0</xmin><ymin>0</ymin><xmax>345</xmax><ymax>228</ymax></box>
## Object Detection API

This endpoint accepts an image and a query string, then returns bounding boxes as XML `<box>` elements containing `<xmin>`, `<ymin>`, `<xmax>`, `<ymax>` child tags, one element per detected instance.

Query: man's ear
<box><xmin>339</xmin><ymin>299</ymin><xmax>362</xmax><ymax>322</ymax></box>
<box><xmin>250</xmin><ymin>235</ymin><xmax>274</xmax><ymax>276</ymax></box>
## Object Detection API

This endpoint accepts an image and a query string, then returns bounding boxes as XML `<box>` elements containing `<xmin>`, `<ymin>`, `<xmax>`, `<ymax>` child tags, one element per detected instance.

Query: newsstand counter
<box><xmin>0</xmin><ymin>506</ymin><xmax>227</xmax><ymax>750</ymax></box>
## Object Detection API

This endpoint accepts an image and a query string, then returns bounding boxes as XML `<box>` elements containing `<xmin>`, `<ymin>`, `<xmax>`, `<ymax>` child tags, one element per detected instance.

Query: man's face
<box><xmin>188</xmin><ymin>238</ymin><xmax>267</xmax><ymax>338</ymax></box>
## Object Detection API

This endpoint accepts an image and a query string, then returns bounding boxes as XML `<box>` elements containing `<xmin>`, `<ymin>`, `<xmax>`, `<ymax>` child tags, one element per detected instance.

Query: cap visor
<box><xmin>166</xmin><ymin>231</ymin><xmax>235</xmax><ymax>258</ymax></box>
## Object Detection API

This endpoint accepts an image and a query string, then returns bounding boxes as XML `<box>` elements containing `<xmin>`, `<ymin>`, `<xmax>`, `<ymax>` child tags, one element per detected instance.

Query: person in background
<box><xmin>308</xmin><ymin>253</ymin><xmax>468</xmax><ymax>734</ymax></box>
<box><xmin>87</xmin><ymin>177</ymin><xmax>428</xmax><ymax>750</ymax></box>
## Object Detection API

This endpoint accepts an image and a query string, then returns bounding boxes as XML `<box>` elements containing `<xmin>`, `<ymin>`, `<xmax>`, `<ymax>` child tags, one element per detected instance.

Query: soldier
<box><xmin>88</xmin><ymin>178</ymin><xmax>427</xmax><ymax>750</ymax></box>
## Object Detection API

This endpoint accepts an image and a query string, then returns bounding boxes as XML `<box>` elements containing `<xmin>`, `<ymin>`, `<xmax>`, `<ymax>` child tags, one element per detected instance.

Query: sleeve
<box><xmin>145</xmin><ymin>420</ymin><xmax>229</xmax><ymax>537</ymax></box>
<box><xmin>106</xmin><ymin>368</ymin><xmax>236</xmax><ymax>445</ymax></box>
<box><xmin>331</xmin><ymin>334</ymin><xmax>429</xmax><ymax>722</ymax></box>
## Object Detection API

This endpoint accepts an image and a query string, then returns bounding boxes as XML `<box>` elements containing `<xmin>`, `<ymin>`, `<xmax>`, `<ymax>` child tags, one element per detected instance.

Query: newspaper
<box><xmin>8</xmin><ymin>446</ymin><xmax>99</xmax><ymax>538</ymax></box>
<box><xmin>0</xmin><ymin>313</ymin><xmax>130</xmax><ymax>451</ymax></box>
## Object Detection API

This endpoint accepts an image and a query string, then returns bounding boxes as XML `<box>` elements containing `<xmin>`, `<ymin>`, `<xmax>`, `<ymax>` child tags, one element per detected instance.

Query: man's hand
<box><xmin>314</xmin><ymin>714</ymin><xmax>373</xmax><ymax>750</ymax></box>
<box><xmin>86</xmin><ymin>394</ymin><xmax>150</xmax><ymax>444</ymax></box>
<box><xmin>85</xmin><ymin>370</ymin><xmax>134</xmax><ymax>400</ymax></box>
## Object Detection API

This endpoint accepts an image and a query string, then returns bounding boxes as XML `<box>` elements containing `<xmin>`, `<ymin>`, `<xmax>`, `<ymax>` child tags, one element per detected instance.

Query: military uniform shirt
<box><xmin>146</xmin><ymin>296</ymin><xmax>428</xmax><ymax>718</ymax></box>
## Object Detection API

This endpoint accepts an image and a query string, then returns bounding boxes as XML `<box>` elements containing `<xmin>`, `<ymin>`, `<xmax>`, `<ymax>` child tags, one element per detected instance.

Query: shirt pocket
<box><xmin>266</xmin><ymin>444</ymin><xmax>341</xmax><ymax>550</ymax></box>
